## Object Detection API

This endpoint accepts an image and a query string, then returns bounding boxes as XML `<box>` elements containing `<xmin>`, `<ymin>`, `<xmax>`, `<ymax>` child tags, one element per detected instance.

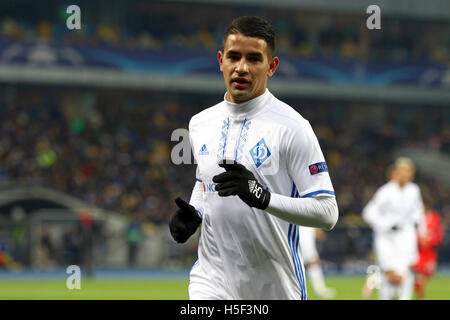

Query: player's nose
<box><xmin>235</xmin><ymin>58</ymin><xmax>249</xmax><ymax>74</ymax></box>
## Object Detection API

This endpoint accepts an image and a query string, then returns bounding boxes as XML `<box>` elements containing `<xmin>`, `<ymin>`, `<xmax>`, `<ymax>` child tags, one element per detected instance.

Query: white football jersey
<box><xmin>362</xmin><ymin>180</ymin><xmax>424</xmax><ymax>272</ymax></box>
<box><xmin>188</xmin><ymin>89</ymin><xmax>335</xmax><ymax>300</ymax></box>
<box><xmin>362</xmin><ymin>181</ymin><xmax>424</xmax><ymax>234</ymax></box>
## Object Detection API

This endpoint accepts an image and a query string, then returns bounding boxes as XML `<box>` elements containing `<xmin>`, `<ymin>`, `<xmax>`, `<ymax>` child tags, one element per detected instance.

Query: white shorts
<box><xmin>374</xmin><ymin>227</ymin><xmax>418</xmax><ymax>274</ymax></box>
<box><xmin>188</xmin><ymin>260</ymin><xmax>231</xmax><ymax>300</ymax></box>
<box><xmin>298</xmin><ymin>226</ymin><xmax>319</xmax><ymax>264</ymax></box>
<box><xmin>188</xmin><ymin>258</ymin><xmax>303</xmax><ymax>300</ymax></box>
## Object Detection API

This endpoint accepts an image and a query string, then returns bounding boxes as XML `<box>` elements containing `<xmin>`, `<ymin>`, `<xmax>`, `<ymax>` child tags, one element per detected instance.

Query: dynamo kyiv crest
<box><xmin>249</xmin><ymin>138</ymin><xmax>271</xmax><ymax>168</ymax></box>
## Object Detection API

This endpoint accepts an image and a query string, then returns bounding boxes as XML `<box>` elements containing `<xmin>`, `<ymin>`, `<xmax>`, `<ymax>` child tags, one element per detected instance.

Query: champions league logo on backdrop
<box><xmin>0</xmin><ymin>42</ymin><xmax>84</xmax><ymax>66</ymax></box>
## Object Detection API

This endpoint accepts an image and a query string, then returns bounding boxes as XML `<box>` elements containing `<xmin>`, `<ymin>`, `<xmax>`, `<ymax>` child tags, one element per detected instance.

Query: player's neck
<box><xmin>393</xmin><ymin>179</ymin><xmax>407</xmax><ymax>188</ymax></box>
<box><xmin>225</xmin><ymin>89</ymin><xmax>267</xmax><ymax>104</ymax></box>
<box><xmin>223</xmin><ymin>89</ymin><xmax>269</xmax><ymax>117</ymax></box>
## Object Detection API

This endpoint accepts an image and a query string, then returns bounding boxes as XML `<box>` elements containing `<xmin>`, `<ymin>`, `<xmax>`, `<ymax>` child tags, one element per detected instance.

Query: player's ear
<box><xmin>267</xmin><ymin>56</ymin><xmax>279</xmax><ymax>77</ymax></box>
<box><xmin>217</xmin><ymin>51</ymin><xmax>224</xmax><ymax>72</ymax></box>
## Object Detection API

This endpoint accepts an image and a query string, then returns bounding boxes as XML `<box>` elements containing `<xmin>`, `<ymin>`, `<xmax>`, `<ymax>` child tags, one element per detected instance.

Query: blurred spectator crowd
<box><xmin>0</xmin><ymin>85</ymin><xmax>449</xmax><ymax>227</ymax></box>
<box><xmin>0</xmin><ymin>1</ymin><xmax>448</xmax><ymax>64</ymax></box>
<box><xmin>0</xmin><ymin>1</ymin><xmax>448</xmax><ymax>271</ymax></box>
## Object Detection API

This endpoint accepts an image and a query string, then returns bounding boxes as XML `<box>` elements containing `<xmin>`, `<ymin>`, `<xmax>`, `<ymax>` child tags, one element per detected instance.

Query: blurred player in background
<box><xmin>299</xmin><ymin>226</ymin><xmax>336</xmax><ymax>299</ymax></box>
<box><xmin>362</xmin><ymin>157</ymin><xmax>424</xmax><ymax>300</ymax></box>
<box><xmin>412</xmin><ymin>190</ymin><xmax>445</xmax><ymax>299</ymax></box>
<box><xmin>169</xmin><ymin>16</ymin><xmax>338</xmax><ymax>300</ymax></box>
<box><xmin>361</xmin><ymin>164</ymin><xmax>394</xmax><ymax>299</ymax></box>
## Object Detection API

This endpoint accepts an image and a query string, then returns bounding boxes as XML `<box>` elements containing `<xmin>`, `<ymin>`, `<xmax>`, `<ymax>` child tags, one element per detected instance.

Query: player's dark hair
<box><xmin>222</xmin><ymin>16</ymin><xmax>276</xmax><ymax>58</ymax></box>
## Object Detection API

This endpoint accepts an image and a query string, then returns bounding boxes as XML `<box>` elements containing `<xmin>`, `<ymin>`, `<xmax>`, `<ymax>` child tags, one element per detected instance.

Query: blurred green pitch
<box><xmin>0</xmin><ymin>275</ymin><xmax>449</xmax><ymax>300</ymax></box>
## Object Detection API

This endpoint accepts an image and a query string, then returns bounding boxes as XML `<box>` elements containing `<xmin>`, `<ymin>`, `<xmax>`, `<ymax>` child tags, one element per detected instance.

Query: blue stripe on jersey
<box><xmin>195</xmin><ymin>178</ymin><xmax>202</xmax><ymax>183</ymax></box>
<box><xmin>288</xmin><ymin>182</ymin><xmax>307</xmax><ymax>300</ymax></box>
<box><xmin>288</xmin><ymin>223</ymin><xmax>304</xmax><ymax>300</ymax></box>
<box><xmin>290</xmin><ymin>182</ymin><xmax>296</xmax><ymax>197</ymax></box>
<box><xmin>296</xmin><ymin>186</ymin><xmax>334</xmax><ymax>298</ymax></box>
<box><xmin>301</xmin><ymin>190</ymin><xmax>335</xmax><ymax>198</ymax></box>
<box><xmin>293</xmin><ymin>224</ymin><xmax>307</xmax><ymax>300</ymax></box>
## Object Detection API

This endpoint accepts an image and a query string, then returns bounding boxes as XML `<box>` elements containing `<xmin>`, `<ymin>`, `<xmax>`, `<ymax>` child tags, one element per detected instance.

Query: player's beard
<box><xmin>228</xmin><ymin>81</ymin><xmax>255</xmax><ymax>103</ymax></box>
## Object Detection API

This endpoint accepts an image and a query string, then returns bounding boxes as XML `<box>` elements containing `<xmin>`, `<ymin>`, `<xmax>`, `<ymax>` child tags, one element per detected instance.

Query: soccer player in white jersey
<box><xmin>169</xmin><ymin>16</ymin><xmax>339</xmax><ymax>300</ymax></box>
<box><xmin>298</xmin><ymin>226</ymin><xmax>336</xmax><ymax>299</ymax></box>
<box><xmin>362</xmin><ymin>157</ymin><xmax>425</xmax><ymax>300</ymax></box>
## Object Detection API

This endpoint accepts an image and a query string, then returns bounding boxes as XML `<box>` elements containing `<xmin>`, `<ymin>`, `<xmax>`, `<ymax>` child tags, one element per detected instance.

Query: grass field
<box><xmin>0</xmin><ymin>274</ymin><xmax>449</xmax><ymax>300</ymax></box>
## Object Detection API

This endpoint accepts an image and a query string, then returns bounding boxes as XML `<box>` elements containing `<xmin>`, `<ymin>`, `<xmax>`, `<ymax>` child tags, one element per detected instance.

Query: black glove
<box><xmin>169</xmin><ymin>197</ymin><xmax>202</xmax><ymax>243</ymax></box>
<box><xmin>213</xmin><ymin>160</ymin><xmax>271</xmax><ymax>210</ymax></box>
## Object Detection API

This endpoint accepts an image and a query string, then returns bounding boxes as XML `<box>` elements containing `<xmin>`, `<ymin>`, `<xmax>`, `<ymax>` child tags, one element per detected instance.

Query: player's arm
<box><xmin>266</xmin><ymin>193</ymin><xmax>338</xmax><ymax>230</ymax></box>
<box><xmin>213</xmin><ymin>120</ymin><xmax>339</xmax><ymax>230</ymax></box>
<box><xmin>267</xmin><ymin>120</ymin><xmax>338</xmax><ymax>230</ymax></box>
<box><xmin>362</xmin><ymin>189</ymin><xmax>398</xmax><ymax>232</ymax></box>
<box><xmin>169</xmin><ymin>179</ymin><xmax>203</xmax><ymax>244</ymax></box>
<box><xmin>212</xmin><ymin>160</ymin><xmax>338</xmax><ymax>230</ymax></box>
<box><xmin>169</xmin><ymin>122</ymin><xmax>203</xmax><ymax>244</ymax></box>
<box><xmin>362</xmin><ymin>194</ymin><xmax>385</xmax><ymax>230</ymax></box>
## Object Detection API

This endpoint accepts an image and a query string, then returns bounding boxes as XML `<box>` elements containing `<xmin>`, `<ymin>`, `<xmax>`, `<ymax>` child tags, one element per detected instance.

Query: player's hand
<box><xmin>169</xmin><ymin>197</ymin><xmax>202</xmax><ymax>243</ymax></box>
<box><xmin>213</xmin><ymin>160</ymin><xmax>271</xmax><ymax>210</ymax></box>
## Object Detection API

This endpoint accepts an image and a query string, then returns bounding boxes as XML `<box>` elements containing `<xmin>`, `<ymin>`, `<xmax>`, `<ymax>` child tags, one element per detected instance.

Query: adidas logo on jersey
<box><xmin>199</xmin><ymin>144</ymin><xmax>209</xmax><ymax>155</ymax></box>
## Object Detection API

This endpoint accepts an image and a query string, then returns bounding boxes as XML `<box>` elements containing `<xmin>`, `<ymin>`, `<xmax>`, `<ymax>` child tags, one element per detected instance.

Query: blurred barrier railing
<box><xmin>1</xmin><ymin>217</ymin><xmax>448</xmax><ymax>273</ymax></box>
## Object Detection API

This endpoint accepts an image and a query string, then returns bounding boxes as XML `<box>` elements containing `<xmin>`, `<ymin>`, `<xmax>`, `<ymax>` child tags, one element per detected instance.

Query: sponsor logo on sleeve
<box><xmin>308</xmin><ymin>162</ymin><xmax>328</xmax><ymax>175</ymax></box>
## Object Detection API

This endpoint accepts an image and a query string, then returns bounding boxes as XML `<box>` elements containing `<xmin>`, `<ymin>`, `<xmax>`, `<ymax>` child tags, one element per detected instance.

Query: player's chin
<box><xmin>229</xmin><ymin>88</ymin><xmax>252</xmax><ymax>102</ymax></box>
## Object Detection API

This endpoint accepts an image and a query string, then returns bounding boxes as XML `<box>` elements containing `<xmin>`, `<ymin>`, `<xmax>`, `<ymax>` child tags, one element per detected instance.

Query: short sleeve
<box><xmin>285</xmin><ymin>120</ymin><xmax>334</xmax><ymax>198</ymax></box>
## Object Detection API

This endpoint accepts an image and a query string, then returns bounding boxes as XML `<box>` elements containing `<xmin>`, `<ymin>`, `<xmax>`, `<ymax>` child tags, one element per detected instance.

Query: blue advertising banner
<box><xmin>0</xmin><ymin>40</ymin><xmax>448</xmax><ymax>88</ymax></box>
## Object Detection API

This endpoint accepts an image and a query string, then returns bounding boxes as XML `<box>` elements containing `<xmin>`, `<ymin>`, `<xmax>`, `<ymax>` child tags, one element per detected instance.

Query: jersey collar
<box><xmin>223</xmin><ymin>89</ymin><xmax>271</xmax><ymax>119</ymax></box>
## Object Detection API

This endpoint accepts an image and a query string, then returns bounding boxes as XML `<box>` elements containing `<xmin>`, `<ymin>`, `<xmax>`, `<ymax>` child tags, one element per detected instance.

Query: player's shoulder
<box><xmin>377</xmin><ymin>181</ymin><xmax>396</xmax><ymax>194</ymax></box>
<box><xmin>264</xmin><ymin>92</ymin><xmax>312</xmax><ymax>133</ymax></box>
<box><xmin>189</xmin><ymin>101</ymin><xmax>224</xmax><ymax>129</ymax></box>
<box><xmin>406</xmin><ymin>181</ymin><xmax>421</xmax><ymax>193</ymax></box>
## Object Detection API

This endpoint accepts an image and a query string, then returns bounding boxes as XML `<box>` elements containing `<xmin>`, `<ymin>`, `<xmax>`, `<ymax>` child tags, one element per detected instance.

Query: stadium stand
<box><xmin>0</xmin><ymin>0</ymin><xmax>448</xmax><ymax>271</ymax></box>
